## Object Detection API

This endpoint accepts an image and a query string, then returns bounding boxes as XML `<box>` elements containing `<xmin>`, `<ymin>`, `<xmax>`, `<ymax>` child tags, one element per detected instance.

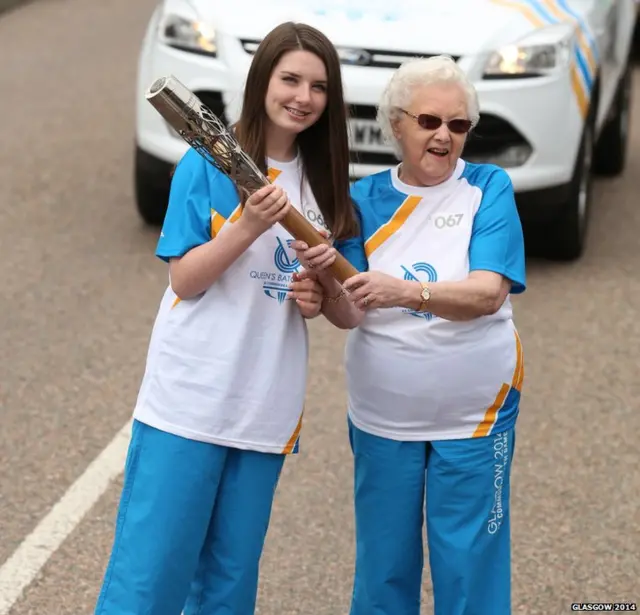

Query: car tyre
<box><xmin>593</xmin><ymin>61</ymin><xmax>632</xmax><ymax>176</ymax></box>
<box><xmin>544</xmin><ymin>115</ymin><xmax>595</xmax><ymax>261</ymax></box>
<box><xmin>134</xmin><ymin>147</ymin><xmax>170</xmax><ymax>226</ymax></box>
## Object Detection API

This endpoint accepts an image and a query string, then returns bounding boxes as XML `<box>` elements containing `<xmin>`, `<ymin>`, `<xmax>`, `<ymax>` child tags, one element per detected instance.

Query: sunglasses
<box><xmin>399</xmin><ymin>108</ymin><xmax>473</xmax><ymax>134</ymax></box>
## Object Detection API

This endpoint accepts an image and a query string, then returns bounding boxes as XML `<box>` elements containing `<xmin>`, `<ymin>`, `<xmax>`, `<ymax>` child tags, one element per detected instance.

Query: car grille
<box><xmin>240</xmin><ymin>39</ymin><xmax>458</xmax><ymax>69</ymax></box>
<box><xmin>348</xmin><ymin>105</ymin><xmax>529</xmax><ymax>166</ymax></box>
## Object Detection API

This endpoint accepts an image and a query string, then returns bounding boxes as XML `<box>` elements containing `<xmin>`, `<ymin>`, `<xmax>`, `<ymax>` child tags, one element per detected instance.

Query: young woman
<box><xmin>94</xmin><ymin>21</ymin><xmax>359</xmax><ymax>615</ymax></box>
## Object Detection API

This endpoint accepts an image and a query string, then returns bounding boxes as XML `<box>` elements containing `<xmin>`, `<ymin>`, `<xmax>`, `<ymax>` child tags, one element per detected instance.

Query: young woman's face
<box><xmin>264</xmin><ymin>50</ymin><xmax>328</xmax><ymax>136</ymax></box>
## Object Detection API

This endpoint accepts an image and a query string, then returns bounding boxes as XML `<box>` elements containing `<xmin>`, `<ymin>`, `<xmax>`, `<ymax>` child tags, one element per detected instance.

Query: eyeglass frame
<box><xmin>397</xmin><ymin>108</ymin><xmax>474</xmax><ymax>134</ymax></box>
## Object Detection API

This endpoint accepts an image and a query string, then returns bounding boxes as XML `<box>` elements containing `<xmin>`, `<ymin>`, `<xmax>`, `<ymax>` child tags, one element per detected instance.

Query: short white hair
<box><xmin>376</xmin><ymin>55</ymin><xmax>480</xmax><ymax>158</ymax></box>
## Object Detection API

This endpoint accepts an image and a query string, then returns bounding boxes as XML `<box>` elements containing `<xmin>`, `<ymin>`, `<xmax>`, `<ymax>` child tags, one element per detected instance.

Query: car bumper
<box><xmin>137</xmin><ymin>141</ymin><xmax>570</xmax><ymax>228</ymax></box>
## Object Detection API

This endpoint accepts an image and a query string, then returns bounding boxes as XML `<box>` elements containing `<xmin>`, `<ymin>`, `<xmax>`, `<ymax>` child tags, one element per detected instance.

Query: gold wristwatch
<box><xmin>418</xmin><ymin>282</ymin><xmax>431</xmax><ymax>312</ymax></box>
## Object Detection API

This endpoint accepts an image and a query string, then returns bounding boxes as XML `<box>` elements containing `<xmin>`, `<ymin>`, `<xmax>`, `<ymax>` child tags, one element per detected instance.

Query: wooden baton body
<box><xmin>278</xmin><ymin>207</ymin><xmax>359</xmax><ymax>284</ymax></box>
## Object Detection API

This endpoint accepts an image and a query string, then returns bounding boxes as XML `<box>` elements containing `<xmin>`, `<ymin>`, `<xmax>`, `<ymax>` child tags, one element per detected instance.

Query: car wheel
<box><xmin>593</xmin><ymin>62</ymin><xmax>632</xmax><ymax>176</ymax></box>
<box><xmin>134</xmin><ymin>147</ymin><xmax>170</xmax><ymax>226</ymax></box>
<box><xmin>544</xmin><ymin>117</ymin><xmax>595</xmax><ymax>261</ymax></box>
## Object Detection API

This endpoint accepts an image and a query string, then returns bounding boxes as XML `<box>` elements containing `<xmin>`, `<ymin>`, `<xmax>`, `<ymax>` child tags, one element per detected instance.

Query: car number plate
<box><xmin>349</xmin><ymin>118</ymin><xmax>393</xmax><ymax>153</ymax></box>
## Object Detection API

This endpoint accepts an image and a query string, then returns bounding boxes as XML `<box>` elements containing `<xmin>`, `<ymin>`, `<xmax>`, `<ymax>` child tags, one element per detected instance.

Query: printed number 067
<box><xmin>434</xmin><ymin>214</ymin><xmax>463</xmax><ymax>229</ymax></box>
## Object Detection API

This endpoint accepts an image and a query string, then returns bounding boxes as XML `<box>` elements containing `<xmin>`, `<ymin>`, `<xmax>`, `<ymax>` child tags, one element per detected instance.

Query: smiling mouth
<box><xmin>427</xmin><ymin>147</ymin><xmax>449</xmax><ymax>157</ymax></box>
<box><xmin>284</xmin><ymin>106</ymin><xmax>311</xmax><ymax>118</ymax></box>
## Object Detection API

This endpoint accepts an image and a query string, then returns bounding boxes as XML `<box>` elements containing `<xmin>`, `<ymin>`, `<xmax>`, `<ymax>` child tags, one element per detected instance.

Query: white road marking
<box><xmin>0</xmin><ymin>420</ymin><xmax>132</xmax><ymax>615</ymax></box>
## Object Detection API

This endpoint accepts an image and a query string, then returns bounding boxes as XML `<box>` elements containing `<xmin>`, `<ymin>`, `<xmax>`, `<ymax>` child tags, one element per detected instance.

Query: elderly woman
<box><xmin>293</xmin><ymin>55</ymin><xmax>526</xmax><ymax>615</ymax></box>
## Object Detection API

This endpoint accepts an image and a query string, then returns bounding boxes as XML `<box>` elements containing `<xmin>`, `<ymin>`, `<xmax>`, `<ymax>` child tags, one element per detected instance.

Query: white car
<box><xmin>134</xmin><ymin>0</ymin><xmax>636</xmax><ymax>261</ymax></box>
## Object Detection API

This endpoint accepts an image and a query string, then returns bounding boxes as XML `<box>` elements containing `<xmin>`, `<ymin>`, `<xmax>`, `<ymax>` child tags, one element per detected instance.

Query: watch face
<box><xmin>421</xmin><ymin>288</ymin><xmax>430</xmax><ymax>301</ymax></box>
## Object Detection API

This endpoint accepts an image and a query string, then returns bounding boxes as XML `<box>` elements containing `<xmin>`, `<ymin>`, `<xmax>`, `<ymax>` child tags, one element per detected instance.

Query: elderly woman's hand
<box><xmin>343</xmin><ymin>271</ymin><xmax>406</xmax><ymax>311</ymax></box>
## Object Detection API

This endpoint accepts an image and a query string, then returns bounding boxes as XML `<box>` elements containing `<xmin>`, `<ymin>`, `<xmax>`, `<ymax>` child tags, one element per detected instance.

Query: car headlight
<box><xmin>159</xmin><ymin>14</ymin><xmax>217</xmax><ymax>57</ymax></box>
<box><xmin>484</xmin><ymin>26</ymin><xmax>573</xmax><ymax>78</ymax></box>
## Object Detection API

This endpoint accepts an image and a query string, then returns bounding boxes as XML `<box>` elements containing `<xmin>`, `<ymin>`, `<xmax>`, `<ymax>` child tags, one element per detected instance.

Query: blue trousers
<box><xmin>94</xmin><ymin>420</ymin><xmax>285</xmax><ymax>615</ymax></box>
<box><xmin>348</xmin><ymin>419</ymin><xmax>516</xmax><ymax>615</ymax></box>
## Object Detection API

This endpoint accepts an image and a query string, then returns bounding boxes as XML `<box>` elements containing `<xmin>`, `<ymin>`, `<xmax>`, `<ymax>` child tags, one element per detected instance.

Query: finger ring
<box><xmin>362</xmin><ymin>296</ymin><xmax>370</xmax><ymax>306</ymax></box>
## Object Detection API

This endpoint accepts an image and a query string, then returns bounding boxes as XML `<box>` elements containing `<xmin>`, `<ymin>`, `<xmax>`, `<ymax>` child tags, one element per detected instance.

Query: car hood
<box><xmin>172</xmin><ymin>0</ymin><xmax>545</xmax><ymax>56</ymax></box>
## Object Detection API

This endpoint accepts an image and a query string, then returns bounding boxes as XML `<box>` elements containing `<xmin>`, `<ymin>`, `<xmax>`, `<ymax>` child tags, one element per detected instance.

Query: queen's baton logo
<box><xmin>274</xmin><ymin>237</ymin><xmax>300</xmax><ymax>274</ymax></box>
<box><xmin>249</xmin><ymin>238</ymin><xmax>301</xmax><ymax>304</ymax></box>
<box><xmin>401</xmin><ymin>261</ymin><xmax>438</xmax><ymax>321</ymax></box>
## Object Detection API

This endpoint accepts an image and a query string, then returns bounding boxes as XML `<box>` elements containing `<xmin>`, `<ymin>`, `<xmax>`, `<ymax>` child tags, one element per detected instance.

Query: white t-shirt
<box><xmin>133</xmin><ymin>149</ymin><xmax>324</xmax><ymax>454</ymax></box>
<box><xmin>336</xmin><ymin>160</ymin><xmax>527</xmax><ymax>441</ymax></box>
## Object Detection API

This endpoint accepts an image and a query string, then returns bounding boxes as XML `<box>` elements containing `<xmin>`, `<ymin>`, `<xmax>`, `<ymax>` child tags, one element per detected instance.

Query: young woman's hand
<box><xmin>290</xmin><ymin>229</ymin><xmax>337</xmax><ymax>281</ymax></box>
<box><xmin>239</xmin><ymin>185</ymin><xmax>291</xmax><ymax>237</ymax></box>
<box><xmin>289</xmin><ymin>270</ymin><xmax>323</xmax><ymax>318</ymax></box>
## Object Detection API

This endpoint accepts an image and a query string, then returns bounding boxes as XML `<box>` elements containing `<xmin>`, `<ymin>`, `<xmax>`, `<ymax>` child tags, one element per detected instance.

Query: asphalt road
<box><xmin>1</xmin><ymin>1</ymin><xmax>639</xmax><ymax>614</ymax></box>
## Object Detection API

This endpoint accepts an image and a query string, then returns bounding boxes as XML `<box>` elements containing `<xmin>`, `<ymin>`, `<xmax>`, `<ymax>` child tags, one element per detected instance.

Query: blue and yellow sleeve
<box><xmin>334</xmin><ymin>189</ymin><xmax>369</xmax><ymax>273</ymax></box>
<box><xmin>335</xmin><ymin>234</ymin><xmax>368</xmax><ymax>273</ymax></box>
<box><xmin>468</xmin><ymin>168</ymin><xmax>526</xmax><ymax>294</ymax></box>
<box><xmin>156</xmin><ymin>149</ymin><xmax>213</xmax><ymax>263</ymax></box>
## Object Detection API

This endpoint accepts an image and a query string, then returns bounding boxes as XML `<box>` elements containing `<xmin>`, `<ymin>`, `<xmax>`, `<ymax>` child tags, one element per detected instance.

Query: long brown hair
<box><xmin>234</xmin><ymin>22</ymin><xmax>359</xmax><ymax>240</ymax></box>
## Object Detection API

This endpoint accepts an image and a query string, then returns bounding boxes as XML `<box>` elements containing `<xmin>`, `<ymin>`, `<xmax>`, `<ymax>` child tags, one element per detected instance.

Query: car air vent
<box><xmin>240</xmin><ymin>39</ymin><xmax>261</xmax><ymax>55</ymax></box>
<box><xmin>193</xmin><ymin>91</ymin><xmax>228</xmax><ymax>125</ymax></box>
<box><xmin>463</xmin><ymin>114</ymin><xmax>530</xmax><ymax>160</ymax></box>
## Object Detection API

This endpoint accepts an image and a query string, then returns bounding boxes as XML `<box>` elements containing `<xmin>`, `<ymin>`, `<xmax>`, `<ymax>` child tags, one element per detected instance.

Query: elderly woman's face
<box><xmin>393</xmin><ymin>82</ymin><xmax>469</xmax><ymax>187</ymax></box>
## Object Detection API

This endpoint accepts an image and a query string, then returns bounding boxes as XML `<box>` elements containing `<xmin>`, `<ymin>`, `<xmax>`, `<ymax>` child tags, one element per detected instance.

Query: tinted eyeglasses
<box><xmin>399</xmin><ymin>108</ymin><xmax>473</xmax><ymax>134</ymax></box>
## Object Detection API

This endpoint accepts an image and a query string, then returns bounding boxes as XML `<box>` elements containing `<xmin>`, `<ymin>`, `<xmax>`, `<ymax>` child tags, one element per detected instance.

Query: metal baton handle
<box><xmin>145</xmin><ymin>75</ymin><xmax>359</xmax><ymax>284</ymax></box>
